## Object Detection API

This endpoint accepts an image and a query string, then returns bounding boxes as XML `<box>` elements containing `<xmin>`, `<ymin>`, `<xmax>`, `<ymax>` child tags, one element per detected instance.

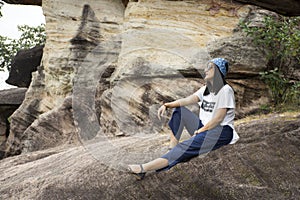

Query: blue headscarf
<box><xmin>210</xmin><ymin>58</ymin><xmax>229</xmax><ymax>77</ymax></box>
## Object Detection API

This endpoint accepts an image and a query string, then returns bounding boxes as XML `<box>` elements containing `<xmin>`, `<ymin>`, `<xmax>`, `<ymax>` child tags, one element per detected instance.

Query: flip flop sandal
<box><xmin>128</xmin><ymin>164</ymin><xmax>146</xmax><ymax>180</ymax></box>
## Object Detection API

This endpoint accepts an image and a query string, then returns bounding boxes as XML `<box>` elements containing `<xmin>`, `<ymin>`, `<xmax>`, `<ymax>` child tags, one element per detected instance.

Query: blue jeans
<box><xmin>159</xmin><ymin>107</ymin><xmax>233</xmax><ymax>171</ymax></box>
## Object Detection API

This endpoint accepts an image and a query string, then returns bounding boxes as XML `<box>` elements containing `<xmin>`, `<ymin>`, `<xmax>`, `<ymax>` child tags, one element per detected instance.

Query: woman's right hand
<box><xmin>157</xmin><ymin>104</ymin><xmax>167</xmax><ymax>120</ymax></box>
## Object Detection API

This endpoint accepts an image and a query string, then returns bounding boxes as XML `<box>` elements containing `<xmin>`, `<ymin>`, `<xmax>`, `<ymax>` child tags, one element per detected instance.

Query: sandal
<box><xmin>128</xmin><ymin>164</ymin><xmax>146</xmax><ymax>180</ymax></box>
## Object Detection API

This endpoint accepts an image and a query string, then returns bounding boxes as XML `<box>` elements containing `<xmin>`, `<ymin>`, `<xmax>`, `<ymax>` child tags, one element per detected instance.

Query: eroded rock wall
<box><xmin>6</xmin><ymin>0</ymin><xmax>124</xmax><ymax>156</ymax></box>
<box><xmin>100</xmin><ymin>0</ymin><xmax>270</xmax><ymax>137</ymax></box>
<box><xmin>6</xmin><ymin>0</ymin><xmax>273</xmax><ymax>156</ymax></box>
<box><xmin>1</xmin><ymin>1</ymin><xmax>299</xmax><ymax>199</ymax></box>
<box><xmin>3</xmin><ymin>0</ymin><xmax>300</xmax><ymax>16</ymax></box>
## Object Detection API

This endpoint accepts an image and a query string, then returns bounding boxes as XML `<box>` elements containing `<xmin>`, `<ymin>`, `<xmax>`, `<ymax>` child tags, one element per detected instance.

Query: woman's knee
<box><xmin>174</xmin><ymin>106</ymin><xmax>183</xmax><ymax>112</ymax></box>
<box><xmin>168</xmin><ymin>107</ymin><xmax>185</xmax><ymax>125</ymax></box>
<box><xmin>172</xmin><ymin>106</ymin><xmax>188</xmax><ymax>116</ymax></box>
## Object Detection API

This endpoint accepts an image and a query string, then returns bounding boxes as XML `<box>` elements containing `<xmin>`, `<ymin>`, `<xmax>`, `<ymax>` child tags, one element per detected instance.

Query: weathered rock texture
<box><xmin>0</xmin><ymin>88</ymin><xmax>27</xmax><ymax>158</ymax></box>
<box><xmin>0</xmin><ymin>0</ymin><xmax>300</xmax><ymax>199</ymax></box>
<box><xmin>235</xmin><ymin>0</ymin><xmax>300</xmax><ymax>16</ymax></box>
<box><xmin>6</xmin><ymin>45</ymin><xmax>44</xmax><ymax>88</ymax></box>
<box><xmin>4</xmin><ymin>0</ymin><xmax>278</xmax><ymax>157</ymax></box>
<box><xmin>100</xmin><ymin>1</ymin><xmax>271</xmax><ymax>137</ymax></box>
<box><xmin>6</xmin><ymin>96</ymin><xmax>80</xmax><ymax>157</ymax></box>
<box><xmin>3</xmin><ymin>0</ymin><xmax>300</xmax><ymax>16</ymax></box>
<box><xmin>6</xmin><ymin>0</ymin><xmax>124</xmax><ymax>156</ymax></box>
<box><xmin>0</xmin><ymin>113</ymin><xmax>299</xmax><ymax>199</ymax></box>
<box><xmin>0</xmin><ymin>88</ymin><xmax>26</xmax><ymax>105</ymax></box>
<box><xmin>5</xmin><ymin>1</ymin><xmax>271</xmax><ymax>156</ymax></box>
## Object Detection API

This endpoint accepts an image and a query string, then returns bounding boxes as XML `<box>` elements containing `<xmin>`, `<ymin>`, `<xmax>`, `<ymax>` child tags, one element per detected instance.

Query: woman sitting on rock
<box><xmin>128</xmin><ymin>58</ymin><xmax>239</xmax><ymax>180</ymax></box>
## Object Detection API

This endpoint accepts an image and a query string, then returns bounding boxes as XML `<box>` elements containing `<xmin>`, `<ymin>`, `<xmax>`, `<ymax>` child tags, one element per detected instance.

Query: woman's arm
<box><xmin>157</xmin><ymin>94</ymin><xmax>200</xmax><ymax>120</ymax></box>
<box><xmin>194</xmin><ymin>108</ymin><xmax>227</xmax><ymax>134</ymax></box>
<box><xmin>164</xmin><ymin>94</ymin><xmax>199</xmax><ymax>108</ymax></box>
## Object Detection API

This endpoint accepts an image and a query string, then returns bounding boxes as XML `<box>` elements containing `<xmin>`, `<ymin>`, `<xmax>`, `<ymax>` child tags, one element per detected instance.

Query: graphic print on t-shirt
<box><xmin>201</xmin><ymin>100</ymin><xmax>216</xmax><ymax>112</ymax></box>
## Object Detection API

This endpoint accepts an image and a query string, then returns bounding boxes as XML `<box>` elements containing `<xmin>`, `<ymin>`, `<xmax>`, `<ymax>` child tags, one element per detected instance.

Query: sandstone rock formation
<box><xmin>235</xmin><ymin>0</ymin><xmax>300</xmax><ymax>16</ymax></box>
<box><xmin>3</xmin><ymin>0</ymin><xmax>300</xmax><ymax>16</ymax></box>
<box><xmin>0</xmin><ymin>88</ymin><xmax>27</xmax><ymax>158</ymax></box>
<box><xmin>0</xmin><ymin>0</ymin><xmax>299</xmax><ymax>199</ymax></box>
<box><xmin>0</xmin><ymin>88</ymin><xmax>26</xmax><ymax>105</ymax></box>
<box><xmin>5</xmin><ymin>0</ymin><xmax>274</xmax><ymax>157</ymax></box>
<box><xmin>6</xmin><ymin>45</ymin><xmax>44</xmax><ymax>88</ymax></box>
<box><xmin>0</xmin><ymin>113</ymin><xmax>299</xmax><ymax>199</ymax></box>
<box><xmin>5</xmin><ymin>0</ymin><xmax>124</xmax><ymax>156</ymax></box>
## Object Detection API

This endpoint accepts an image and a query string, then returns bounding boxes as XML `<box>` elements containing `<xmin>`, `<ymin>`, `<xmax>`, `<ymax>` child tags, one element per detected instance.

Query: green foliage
<box><xmin>17</xmin><ymin>25</ymin><xmax>46</xmax><ymax>49</ymax></box>
<box><xmin>259</xmin><ymin>68</ymin><xmax>288</xmax><ymax>105</ymax></box>
<box><xmin>240</xmin><ymin>16</ymin><xmax>300</xmax><ymax>67</ymax></box>
<box><xmin>288</xmin><ymin>81</ymin><xmax>300</xmax><ymax>104</ymax></box>
<box><xmin>259</xmin><ymin>68</ymin><xmax>300</xmax><ymax>107</ymax></box>
<box><xmin>240</xmin><ymin>15</ymin><xmax>300</xmax><ymax>107</ymax></box>
<box><xmin>259</xmin><ymin>104</ymin><xmax>272</xmax><ymax>114</ymax></box>
<box><xmin>0</xmin><ymin>24</ymin><xmax>46</xmax><ymax>71</ymax></box>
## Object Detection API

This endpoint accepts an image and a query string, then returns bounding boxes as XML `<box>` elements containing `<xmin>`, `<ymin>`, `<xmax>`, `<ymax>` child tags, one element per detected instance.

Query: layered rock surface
<box><xmin>0</xmin><ymin>88</ymin><xmax>26</xmax><ymax>158</ymax></box>
<box><xmin>100</xmin><ymin>0</ymin><xmax>270</xmax><ymax>137</ymax></box>
<box><xmin>0</xmin><ymin>113</ymin><xmax>299</xmax><ymax>199</ymax></box>
<box><xmin>0</xmin><ymin>0</ymin><xmax>299</xmax><ymax>199</ymax></box>
<box><xmin>235</xmin><ymin>0</ymin><xmax>300</xmax><ymax>16</ymax></box>
<box><xmin>4</xmin><ymin>0</ymin><xmax>279</xmax><ymax>157</ymax></box>
<box><xmin>6</xmin><ymin>0</ymin><xmax>124</xmax><ymax>156</ymax></box>
<box><xmin>3</xmin><ymin>0</ymin><xmax>300</xmax><ymax>16</ymax></box>
<box><xmin>6</xmin><ymin>1</ymin><xmax>273</xmax><ymax>156</ymax></box>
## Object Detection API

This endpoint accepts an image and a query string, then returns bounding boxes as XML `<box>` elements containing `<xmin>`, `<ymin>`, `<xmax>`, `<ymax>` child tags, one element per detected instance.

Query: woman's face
<box><xmin>204</xmin><ymin>62</ymin><xmax>215</xmax><ymax>82</ymax></box>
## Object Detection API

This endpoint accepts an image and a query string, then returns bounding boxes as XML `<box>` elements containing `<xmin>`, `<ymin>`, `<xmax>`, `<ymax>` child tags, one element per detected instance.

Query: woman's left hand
<box><xmin>157</xmin><ymin>104</ymin><xmax>167</xmax><ymax>120</ymax></box>
<box><xmin>194</xmin><ymin>128</ymin><xmax>204</xmax><ymax>135</ymax></box>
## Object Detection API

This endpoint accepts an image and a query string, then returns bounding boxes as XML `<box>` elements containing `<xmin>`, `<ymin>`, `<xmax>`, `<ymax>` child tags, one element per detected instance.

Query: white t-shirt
<box><xmin>193</xmin><ymin>84</ymin><xmax>239</xmax><ymax>144</ymax></box>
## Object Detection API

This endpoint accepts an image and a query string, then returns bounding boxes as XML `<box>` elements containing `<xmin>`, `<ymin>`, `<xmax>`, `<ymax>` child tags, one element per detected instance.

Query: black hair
<box><xmin>204</xmin><ymin>65</ymin><xmax>227</xmax><ymax>96</ymax></box>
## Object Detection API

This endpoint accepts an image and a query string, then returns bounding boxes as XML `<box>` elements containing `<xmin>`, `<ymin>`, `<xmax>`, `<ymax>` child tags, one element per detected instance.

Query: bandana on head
<box><xmin>210</xmin><ymin>58</ymin><xmax>229</xmax><ymax>77</ymax></box>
